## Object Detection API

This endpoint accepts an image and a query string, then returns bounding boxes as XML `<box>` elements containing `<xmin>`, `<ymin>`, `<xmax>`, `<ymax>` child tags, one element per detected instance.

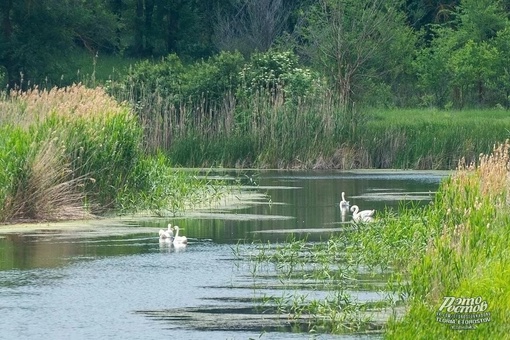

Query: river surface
<box><xmin>0</xmin><ymin>170</ymin><xmax>447</xmax><ymax>340</ymax></box>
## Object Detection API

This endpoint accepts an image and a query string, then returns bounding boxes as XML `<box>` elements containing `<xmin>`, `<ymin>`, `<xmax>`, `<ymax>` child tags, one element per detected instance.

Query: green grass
<box><xmin>109</xmin><ymin>76</ymin><xmax>510</xmax><ymax>169</ymax></box>
<box><xmin>369</xmin><ymin>108</ymin><xmax>510</xmax><ymax>124</ymax></box>
<box><xmin>69</xmin><ymin>50</ymin><xmax>136</xmax><ymax>86</ymax></box>
<box><xmin>243</xmin><ymin>142</ymin><xmax>510</xmax><ymax>337</ymax></box>
<box><xmin>0</xmin><ymin>84</ymin><xmax>228</xmax><ymax>222</ymax></box>
<box><xmin>362</xmin><ymin>142</ymin><xmax>510</xmax><ymax>338</ymax></box>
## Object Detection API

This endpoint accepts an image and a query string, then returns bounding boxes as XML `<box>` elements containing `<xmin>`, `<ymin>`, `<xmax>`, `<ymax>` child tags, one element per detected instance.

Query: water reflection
<box><xmin>162</xmin><ymin>170</ymin><xmax>445</xmax><ymax>243</ymax></box>
<box><xmin>0</xmin><ymin>170</ymin><xmax>448</xmax><ymax>339</ymax></box>
<box><xmin>158</xmin><ymin>238</ymin><xmax>188</xmax><ymax>253</ymax></box>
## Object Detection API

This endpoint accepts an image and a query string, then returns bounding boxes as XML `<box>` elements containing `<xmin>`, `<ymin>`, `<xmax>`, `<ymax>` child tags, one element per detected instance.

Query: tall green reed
<box><xmin>109</xmin><ymin>80</ymin><xmax>353</xmax><ymax>168</ymax></box>
<box><xmin>379</xmin><ymin>142</ymin><xmax>510</xmax><ymax>338</ymax></box>
<box><xmin>109</xmin><ymin>74</ymin><xmax>510</xmax><ymax>170</ymax></box>
<box><xmin>361</xmin><ymin>121</ymin><xmax>506</xmax><ymax>169</ymax></box>
<box><xmin>0</xmin><ymin>84</ymin><xmax>227</xmax><ymax>221</ymax></box>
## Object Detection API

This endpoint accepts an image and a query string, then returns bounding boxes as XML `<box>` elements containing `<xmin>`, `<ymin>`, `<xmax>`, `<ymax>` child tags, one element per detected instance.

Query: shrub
<box><xmin>238</xmin><ymin>50</ymin><xmax>323</xmax><ymax>100</ymax></box>
<box><xmin>181</xmin><ymin>51</ymin><xmax>245</xmax><ymax>104</ymax></box>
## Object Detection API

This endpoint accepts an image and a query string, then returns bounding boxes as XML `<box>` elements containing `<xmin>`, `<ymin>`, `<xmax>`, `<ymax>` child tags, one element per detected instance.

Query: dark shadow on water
<box><xmin>135</xmin><ymin>305</ymin><xmax>385</xmax><ymax>334</ymax></box>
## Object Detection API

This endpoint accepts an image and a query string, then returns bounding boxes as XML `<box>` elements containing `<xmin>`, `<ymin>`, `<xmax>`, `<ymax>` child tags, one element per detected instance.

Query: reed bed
<box><xmin>111</xmin><ymin>82</ymin><xmax>354</xmax><ymax>168</ymax></box>
<box><xmin>0</xmin><ymin>84</ymin><xmax>225</xmax><ymax>222</ymax></box>
<box><xmin>109</xmin><ymin>79</ymin><xmax>510</xmax><ymax>170</ymax></box>
<box><xmin>243</xmin><ymin>142</ymin><xmax>510</xmax><ymax>336</ymax></box>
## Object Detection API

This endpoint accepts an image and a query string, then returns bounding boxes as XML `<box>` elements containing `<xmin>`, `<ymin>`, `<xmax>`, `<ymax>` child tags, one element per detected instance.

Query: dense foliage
<box><xmin>0</xmin><ymin>85</ymin><xmax>225</xmax><ymax>222</ymax></box>
<box><xmin>2</xmin><ymin>0</ymin><xmax>510</xmax><ymax>110</ymax></box>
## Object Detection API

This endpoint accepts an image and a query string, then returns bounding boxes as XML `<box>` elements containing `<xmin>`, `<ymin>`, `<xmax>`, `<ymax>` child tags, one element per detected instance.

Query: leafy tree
<box><xmin>405</xmin><ymin>0</ymin><xmax>459</xmax><ymax>30</ymax></box>
<box><xmin>298</xmin><ymin>0</ymin><xmax>414</xmax><ymax>110</ymax></box>
<box><xmin>123</xmin><ymin>0</ymin><xmax>223</xmax><ymax>59</ymax></box>
<box><xmin>455</xmin><ymin>0</ymin><xmax>507</xmax><ymax>41</ymax></box>
<box><xmin>414</xmin><ymin>0</ymin><xmax>510</xmax><ymax>108</ymax></box>
<box><xmin>0</xmin><ymin>0</ymin><xmax>117</xmax><ymax>87</ymax></box>
<box><xmin>493</xmin><ymin>27</ymin><xmax>510</xmax><ymax>108</ymax></box>
<box><xmin>413</xmin><ymin>27</ymin><xmax>456</xmax><ymax>107</ymax></box>
<box><xmin>449</xmin><ymin>40</ymin><xmax>499</xmax><ymax>107</ymax></box>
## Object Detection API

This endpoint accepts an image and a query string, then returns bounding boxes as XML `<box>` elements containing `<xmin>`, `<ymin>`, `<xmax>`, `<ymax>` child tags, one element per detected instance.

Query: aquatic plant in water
<box><xmin>239</xmin><ymin>235</ymin><xmax>390</xmax><ymax>334</ymax></box>
<box><xmin>244</xmin><ymin>142</ymin><xmax>510</xmax><ymax>336</ymax></box>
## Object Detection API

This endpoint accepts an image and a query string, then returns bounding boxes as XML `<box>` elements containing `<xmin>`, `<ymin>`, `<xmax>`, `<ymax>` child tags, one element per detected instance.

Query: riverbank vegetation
<box><xmin>0</xmin><ymin>85</ymin><xmax>227</xmax><ymax>223</ymax></box>
<box><xmin>1</xmin><ymin>1</ymin><xmax>509</xmax><ymax>336</ymax></box>
<box><xmin>242</xmin><ymin>141</ymin><xmax>510</xmax><ymax>337</ymax></box>
<box><xmin>3</xmin><ymin>1</ymin><xmax>510</xmax><ymax>169</ymax></box>
<box><xmin>102</xmin><ymin>48</ymin><xmax>510</xmax><ymax>170</ymax></box>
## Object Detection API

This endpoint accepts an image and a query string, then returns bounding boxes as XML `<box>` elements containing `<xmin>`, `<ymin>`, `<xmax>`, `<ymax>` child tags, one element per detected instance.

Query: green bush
<box><xmin>181</xmin><ymin>51</ymin><xmax>245</xmax><ymax>104</ymax></box>
<box><xmin>238</xmin><ymin>50</ymin><xmax>323</xmax><ymax>100</ymax></box>
<box><xmin>121</xmin><ymin>54</ymin><xmax>185</xmax><ymax>101</ymax></box>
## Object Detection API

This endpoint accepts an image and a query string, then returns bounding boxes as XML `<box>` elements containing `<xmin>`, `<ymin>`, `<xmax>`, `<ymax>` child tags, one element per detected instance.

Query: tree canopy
<box><xmin>1</xmin><ymin>0</ymin><xmax>510</xmax><ymax>109</ymax></box>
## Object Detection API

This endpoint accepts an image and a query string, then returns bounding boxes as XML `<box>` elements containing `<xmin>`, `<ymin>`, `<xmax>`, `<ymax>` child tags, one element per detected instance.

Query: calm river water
<box><xmin>0</xmin><ymin>170</ymin><xmax>447</xmax><ymax>340</ymax></box>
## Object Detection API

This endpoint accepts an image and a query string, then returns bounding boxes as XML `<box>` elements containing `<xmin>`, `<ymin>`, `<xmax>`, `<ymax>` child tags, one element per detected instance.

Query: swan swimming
<box><xmin>172</xmin><ymin>225</ymin><xmax>188</xmax><ymax>245</ymax></box>
<box><xmin>159</xmin><ymin>223</ymin><xmax>174</xmax><ymax>240</ymax></box>
<box><xmin>350</xmin><ymin>205</ymin><xmax>375</xmax><ymax>223</ymax></box>
<box><xmin>339</xmin><ymin>192</ymin><xmax>350</xmax><ymax>212</ymax></box>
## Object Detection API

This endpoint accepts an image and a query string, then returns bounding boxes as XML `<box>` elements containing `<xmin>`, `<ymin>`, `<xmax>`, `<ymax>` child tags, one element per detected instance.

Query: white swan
<box><xmin>350</xmin><ymin>205</ymin><xmax>375</xmax><ymax>222</ymax></box>
<box><xmin>159</xmin><ymin>223</ymin><xmax>174</xmax><ymax>240</ymax></box>
<box><xmin>339</xmin><ymin>192</ymin><xmax>350</xmax><ymax>213</ymax></box>
<box><xmin>172</xmin><ymin>225</ymin><xmax>188</xmax><ymax>245</ymax></box>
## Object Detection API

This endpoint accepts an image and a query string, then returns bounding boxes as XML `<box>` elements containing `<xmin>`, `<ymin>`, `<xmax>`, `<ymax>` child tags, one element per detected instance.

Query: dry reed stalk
<box><xmin>4</xmin><ymin>84</ymin><xmax>127</xmax><ymax>128</ymax></box>
<box><xmin>5</xmin><ymin>138</ymin><xmax>93</xmax><ymax>222</ymax></box>
<box><xmin>456</xmin><ymin>140</ymin><xmax>510</xmax><ymax>200</ymax></box>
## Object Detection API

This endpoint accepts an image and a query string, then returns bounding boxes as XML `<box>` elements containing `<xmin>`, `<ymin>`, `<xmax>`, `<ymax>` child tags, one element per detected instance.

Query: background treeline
<box><xmin>2</xmin><ymin>0</ymin><xmax>510</xmax><ymax>169</ymax></box>
<box><xmin>3</xmin><ymin>0</ymin><xmax>510</xmax><ymax>109</ymax></box>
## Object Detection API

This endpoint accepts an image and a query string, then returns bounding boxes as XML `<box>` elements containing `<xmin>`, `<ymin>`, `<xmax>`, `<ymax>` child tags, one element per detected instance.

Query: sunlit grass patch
<box><xmin>385</xmin><ymin>141</ymin><xmax>510</xmax><ymax>338</ymax></box>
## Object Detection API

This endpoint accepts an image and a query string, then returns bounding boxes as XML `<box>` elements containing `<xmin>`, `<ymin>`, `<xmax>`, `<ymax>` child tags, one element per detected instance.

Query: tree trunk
<box><xmin>145</xmin><ymin>0</ymin><xmax>154</xmax><ymax>55</ymax></box>
<box><xmin>134</xmin><ymin>0</ymin><xmax>144</xmax><ymax>55</ymax></box>
<box><xmin>0</xmin><ymin>0</ymin><xmax>15</xmax><ymax>86</ymax></box>
<box><xmin>477</xmin><ymin>79</ymin><xmax>484</xmax><ymax>106</ymax></box>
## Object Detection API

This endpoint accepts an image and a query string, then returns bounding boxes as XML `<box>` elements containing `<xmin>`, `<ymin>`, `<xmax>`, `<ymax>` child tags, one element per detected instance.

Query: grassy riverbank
<box><xmin>168</xmin><ymin>106</ymin><xmax>510</xmax><ymax>170</ymax></box>
<box><xmin>0</xmin><ymin>85</ymin><xmax>226</xmax><ymax>223</ymax></box>
<box><xmin>90</xmin><ymin>50</ymin><xmax>510</xmax><ymax>170</ymax></box>
<box><xmin>362</xmin><ymin>109</ymin><xmax>510</xmax><ymax>169</ymax></box>
<box><xmin>382</xmin><ymin>141</ymin><xmax>510</xmax><ymax>338</ymax></box>
<box><xmin>36</xmin><ymin>49</ymin><xmax>510</xmax><ymax>170</ymax></box>
<box><xmin>111</xmin><ymin>80</ymin><xmax>510</xmax><ymax>169</ymax></box>
<box><xmin>244</xmin><ymin>142</ymin><xmax>510</xmax><ymax>337</ymax></box>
